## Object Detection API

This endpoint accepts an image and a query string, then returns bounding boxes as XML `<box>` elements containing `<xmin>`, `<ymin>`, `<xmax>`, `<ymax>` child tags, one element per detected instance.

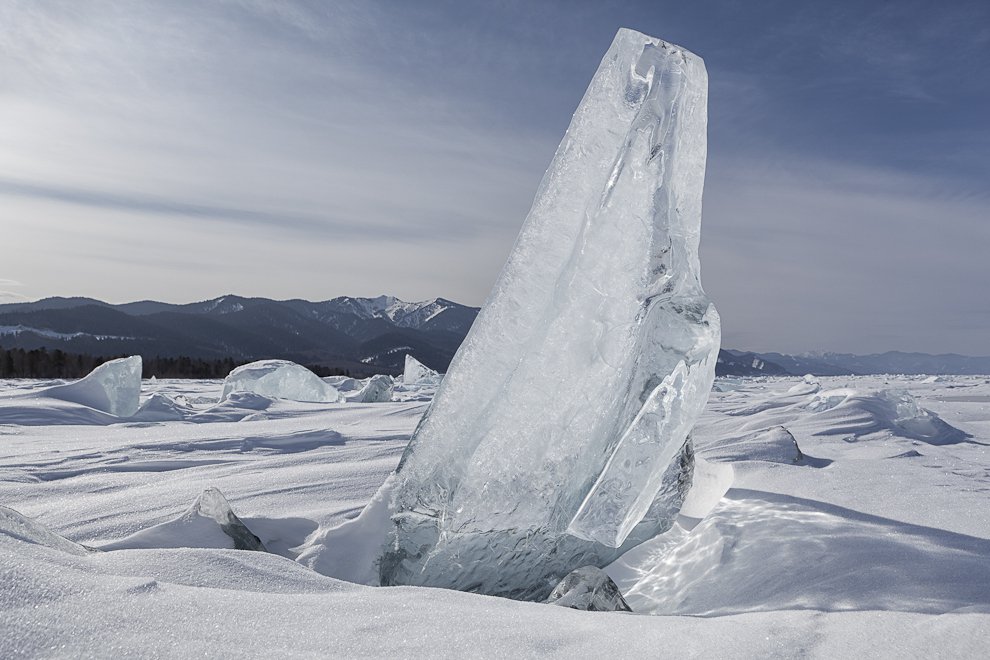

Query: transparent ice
<box><xmin>545</xmin><ymin>566</ymin><xmax>632</xmax><ymax>612</ymax></box>
<box><xmin>401</xmin><ymin>354</ymin><xmax>441</xmax><ymax>386</ymax></box>
<box><xmin>350</xmin><ymin>375</ymin><xmax>394</xmax><ymax>403</ymax></box>
<box><xmin>221</xmin><ymin>360</ymin><xmax>343</xmax><ymax>403</ymax></box>
<box><xmin>375</xmin><ymin>28</ymin><xmax>720</xmax><ymax>600</ymax></box>
<box><xmin>46</xmin><ymin>355</ymin><xmax>142</xmax><ymax>417</ymax></box>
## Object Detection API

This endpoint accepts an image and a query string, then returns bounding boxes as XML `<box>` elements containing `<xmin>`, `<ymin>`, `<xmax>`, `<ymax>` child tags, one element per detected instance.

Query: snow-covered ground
<box><xmin>2</xmin><ymin>375</ymin><xmax>989</xmax><ymax>657</ymax></box>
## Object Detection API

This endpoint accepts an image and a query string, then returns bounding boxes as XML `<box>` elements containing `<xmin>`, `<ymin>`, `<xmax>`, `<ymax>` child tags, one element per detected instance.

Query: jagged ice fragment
<box><xmin>402</xmin><ymin>354</ymin><xmax>441</xmax><ymax>386</ymax></box>
<box><xmin>364</xmin><ymin>28</ymin><xmax>719</xmax><ymax>601</ymax></box>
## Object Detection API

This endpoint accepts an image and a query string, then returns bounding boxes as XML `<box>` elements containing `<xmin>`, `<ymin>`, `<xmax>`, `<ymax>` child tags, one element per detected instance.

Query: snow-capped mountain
<box><xmin>0</xmin><ymin>295</ymin><xmax>479</xmax><ymax>374</ymax></box>
<box><xmin>3</xmin><ymin>295</ymin><xmax>988</xmax><ymax>376</ymax></box>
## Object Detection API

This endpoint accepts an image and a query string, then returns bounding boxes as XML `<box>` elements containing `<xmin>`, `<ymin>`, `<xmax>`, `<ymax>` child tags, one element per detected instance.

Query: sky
<box><xmin>1</xmin><ymin>0</ymin><xmax>988</xmax><ymax>355</ymax></box>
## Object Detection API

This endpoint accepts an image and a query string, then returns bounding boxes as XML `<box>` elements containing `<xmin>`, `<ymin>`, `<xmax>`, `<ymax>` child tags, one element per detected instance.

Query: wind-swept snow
<box><xmin>1</xmin><ymin>374</ymin><xmax>989</xmax><ymax>657</ymax></box>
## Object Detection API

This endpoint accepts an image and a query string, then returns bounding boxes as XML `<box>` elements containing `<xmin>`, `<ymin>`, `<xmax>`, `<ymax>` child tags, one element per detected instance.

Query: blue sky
<box><xmin>1</xmin><ymin>1</ymin><xmax>988</xmax><ymax>354</ymax></box>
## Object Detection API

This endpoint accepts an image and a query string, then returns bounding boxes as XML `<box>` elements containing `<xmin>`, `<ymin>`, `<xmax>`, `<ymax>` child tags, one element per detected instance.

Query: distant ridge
<box><xmin>0</xmin><ymin>295</ymin><xmax>478</xmax><ymax>375</ymax></box>
<box><xmin>2</xmin><ymin>296</ymin><xmax>988</xmax><ymax>376</ymax></box>
<box><xmin>740</xmin><ymin>350</ymin><xmax>990</xmax><ymax>377</ymax></box>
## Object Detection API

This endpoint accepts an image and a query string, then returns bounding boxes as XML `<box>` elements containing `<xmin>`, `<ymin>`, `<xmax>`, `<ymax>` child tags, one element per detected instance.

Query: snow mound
<box><xmin>401</xmin><ymin>354</ymin><xmax>441</xmax><ymax>386</ymax></box>
<box><xmin>44</xmin><ymin>355</ymin><xmax>142</xmax><ymax>417</ymax></box>
<box><xmin>545</xmin><ymin>566</ymin><xmax>632</xmax><ymax>612</ymax></box>
<box><xmin>0</xmin><ymin>505</ymin><xmax>89</xmax><ymax>555</ymax></box>
<box><xmin>102</xmin><ymin>488</ymin><xmax>266</xmax><ymax>552</ymax></box>
<box><xmin>699</xmin><ymin>426</ymin><xmax>805</xmax><ymax>464</ymax></box>
<box><xmin>324</xmin><ymin>376</ymin><xmax>361</xmax><ymax>392</ymax></box>
<box><xmin>221</xmin><ymin>360</ymin><xmax>343</xmax><ymax>403</ymax></box>
<box><xmin>807</xmin><ymin>388</ymin><xmax>970</xmax><ymax>445</ymax></box>
<box><xmin>348</xmin><ymin>375</ymin><xmax>394</xmax><ymax>403</ymax></box>
<box><xmin>133</xmin><ymin>392</ymin><xmax>195</xmax><ymax>422</ymax></box>
<box><xmin>786</xmin><ymin>374</ymin><xmax>821</xmax><ymax>396</ymax></box>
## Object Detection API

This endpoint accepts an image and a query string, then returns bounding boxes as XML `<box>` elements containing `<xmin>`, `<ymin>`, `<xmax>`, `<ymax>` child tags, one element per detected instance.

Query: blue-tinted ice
<box><xmin>376</xmin><ymin>28</ymin><xmax>720</xmax><ymax>600</ymax></box>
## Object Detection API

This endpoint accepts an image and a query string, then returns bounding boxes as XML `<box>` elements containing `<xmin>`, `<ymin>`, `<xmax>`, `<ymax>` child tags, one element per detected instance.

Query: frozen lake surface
<box><xmin>2</xmin><ymin>375</ymin><xmax>989</xmax><ymax>657</ymax></box>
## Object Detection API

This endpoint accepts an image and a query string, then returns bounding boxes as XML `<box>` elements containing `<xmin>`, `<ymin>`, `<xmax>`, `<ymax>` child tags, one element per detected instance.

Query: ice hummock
<box><xmin>401</xmin><ymin>354</ymin><xmax>441</xmax><ymax>386</ymax></box>
<box><xmin>220</xmin><ymin>360</ymin><xmax>343</xmax><ymax>403</ymax></box>
<box><xmin>349</xmin><ymin>375</ymin><xmax>394</xmax><ymax>403</ymax></box>
<box><xmin>45</xmin><ymin>355</ymin><xmax>142</xmax><ymax>417</ymax></box>
<box><xmin>370</xmin><ymin>29</ymin><xmax>720</xmax><ymax>600</ymax></box>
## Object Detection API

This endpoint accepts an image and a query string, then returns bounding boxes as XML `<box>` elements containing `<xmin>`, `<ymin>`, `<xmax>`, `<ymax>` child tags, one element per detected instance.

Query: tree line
<box><xmin>0</xmin><ymin>346</ymin><xmax>351</xmax><ymax>379</ymax></box>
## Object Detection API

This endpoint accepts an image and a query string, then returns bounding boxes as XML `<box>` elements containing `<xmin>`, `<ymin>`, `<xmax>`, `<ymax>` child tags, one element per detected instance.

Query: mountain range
<box><xmin>1</xmin><ymin>295</ymin><xmax>988</xmax><ymax>376</ymax></box>
<box><xmin>0</xmin><ymin>295</ymin><xmax>476</xmax><ymax>375</ymax></box>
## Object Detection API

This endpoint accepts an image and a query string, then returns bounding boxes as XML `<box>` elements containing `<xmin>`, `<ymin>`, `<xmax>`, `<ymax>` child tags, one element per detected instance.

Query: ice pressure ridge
<box><xmin>318</xmin><ymin>28</ymin><xmax>721</xmax><ymax>601</ymax></box>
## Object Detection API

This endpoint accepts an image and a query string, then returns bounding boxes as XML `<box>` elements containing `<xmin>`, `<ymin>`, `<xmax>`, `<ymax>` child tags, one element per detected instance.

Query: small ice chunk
<box><xmin>349</xmin><ymin>375</ymin><xmax>394</xmax><ymax>403</ymax></box>
<box><xmin>192</xmin><ymin>488</ymin><xmax>267</xmax><ymax>552</ymax></box>
<box><xmin>402</xmin><ymin>354</ymin><xmax>441</xmax><ymax>386</ymax></box>
<box><xmin>221</xmin><ymin>360</ymin><xmax>342</xmax><ymax>403</ymax></box>
<box><xmin>45</xmin><ymin>355</ymin><xmax>142</xmax><ymax>417</ymax></box>
<box><xmin>545</xmin><ymin>566</ymin><xmax>632</xmax><ymax>612</ymax></box>
<box><xmin>101</xmin><ymin>488</ymin><xmax>266</xmax><ymax>552</ymax></box>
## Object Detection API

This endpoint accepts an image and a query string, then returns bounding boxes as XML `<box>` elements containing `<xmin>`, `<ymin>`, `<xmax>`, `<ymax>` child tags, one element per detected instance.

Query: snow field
<box><xmin>1</xmin><ymin>375</ymin><xmax>989</xmax><ymax>657</ymax></box>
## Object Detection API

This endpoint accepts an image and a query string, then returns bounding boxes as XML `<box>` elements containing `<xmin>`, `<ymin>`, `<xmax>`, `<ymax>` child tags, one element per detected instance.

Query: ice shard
<box><xmin>402</xmin><ymin>355</ymin><xmax>441</xmax><ymax>386</ymax></box>
<box><xmin>373</xmin><ymin>28</ymin><xmax>719</xmax><ymax>600</ymax></box>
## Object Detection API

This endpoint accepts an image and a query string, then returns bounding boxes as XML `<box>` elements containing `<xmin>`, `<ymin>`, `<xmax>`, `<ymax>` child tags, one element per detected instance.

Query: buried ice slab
<box><xmin>373</xmin><ymin>28</ymin><xmax>720</xmax><ymax>600</ymax></box>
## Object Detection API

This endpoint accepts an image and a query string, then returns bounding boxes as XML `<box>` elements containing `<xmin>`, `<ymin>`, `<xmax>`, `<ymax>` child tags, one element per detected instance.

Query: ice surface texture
<box><xmin>45</xmin><ymin>355</ymin><xmax>142</xmax><ymax>417</ymax></box>
<box><xmin>221</xmin><ymin>360</ymin><xmax>343</xmax><ymax>403</ymax></box>
<box><xmin>377</xmin><ymin>28</ymin><xmax>720</xmax><ymax>600</ymax></box>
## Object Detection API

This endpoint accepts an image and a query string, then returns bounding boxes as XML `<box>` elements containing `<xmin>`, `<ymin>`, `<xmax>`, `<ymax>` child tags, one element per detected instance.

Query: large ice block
<box><xmin>375</xmin><ymin>28</ymin><xmax>719</xmax><ymax>600</ymax></box>
<box><xmin>45</xmin><ymin>355</ymin><xmax>142</xmax><ymax>417</ymax></box>
<box><xmin>220</xmin><ymin>360</ymin><xmax>343</xmax><ymax>403</ymax></box>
